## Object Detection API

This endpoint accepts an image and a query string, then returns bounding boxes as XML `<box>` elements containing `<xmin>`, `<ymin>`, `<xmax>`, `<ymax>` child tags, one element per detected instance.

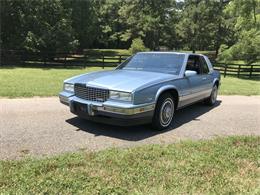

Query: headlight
<box><xmin>64</xmin><ymin>83</ymin><xmax>74</xmax><ymax>93</ymax></box>
<box><xmin>109</xmin><ymin>90</ymin><xmax>132</xmax><ymax>102</ymax></box>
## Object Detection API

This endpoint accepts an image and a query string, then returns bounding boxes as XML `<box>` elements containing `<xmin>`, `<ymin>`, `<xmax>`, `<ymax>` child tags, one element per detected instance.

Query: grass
<box><xmin>0</xmin><ymin>136</ymin><xmax>259</xmax><ymax>194</ymax></box>
<box><xmin>220</xmin><ymin>76</ymin><xmax>260</xmax><ymax>95</ymax></box>
<box><xmin>0</xmin><ymin>67</ymin><xmax>259</xmax><ymax>97</ymax></box>
<box><xmin>0</xmin><ymin>67</ymin><xmax>111</xmax><ymax>98</ymax></box>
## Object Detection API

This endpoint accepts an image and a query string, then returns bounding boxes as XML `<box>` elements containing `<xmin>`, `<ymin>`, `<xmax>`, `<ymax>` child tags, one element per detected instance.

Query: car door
<box><xmin>199</xmin><ymin>56</ymin><xmax>213</xmax><ymax>98</ymax></box>
<box><xmin>182</xmin><ymin>55</ymin><xmax>210</xmax><ymax>105</ymax></box>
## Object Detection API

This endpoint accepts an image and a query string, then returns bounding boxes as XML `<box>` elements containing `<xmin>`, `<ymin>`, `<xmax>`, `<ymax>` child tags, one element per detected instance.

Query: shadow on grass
<box><xmin>66</xmin><ymin>100</ymin><xmax>221</xmax><ymax>141</ymax></box>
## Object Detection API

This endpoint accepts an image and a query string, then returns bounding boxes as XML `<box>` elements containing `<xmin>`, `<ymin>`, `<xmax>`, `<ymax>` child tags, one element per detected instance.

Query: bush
<box><xmin>129</xmin><ymin>38</ymin><xmax>149</xmax><ymax>54</ymax></box>
<box><xmin>218</xmin><ymin>29</ymin><xmax>260</xmax><ymax>64</ymax></box>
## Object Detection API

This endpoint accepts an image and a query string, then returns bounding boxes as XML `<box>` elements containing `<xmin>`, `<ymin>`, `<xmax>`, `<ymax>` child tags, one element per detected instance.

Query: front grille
<box><xmin>74</xmin><ymin>83</ymin><xmax>109</xmax><ymax>102</ymax></box>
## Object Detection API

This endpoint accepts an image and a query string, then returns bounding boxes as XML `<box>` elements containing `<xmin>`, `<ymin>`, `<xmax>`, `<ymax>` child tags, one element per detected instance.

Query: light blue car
<box><xmin>59</xmin><ymin>52</ymin><xmax>220</xmax><ymax>130</ymax></box>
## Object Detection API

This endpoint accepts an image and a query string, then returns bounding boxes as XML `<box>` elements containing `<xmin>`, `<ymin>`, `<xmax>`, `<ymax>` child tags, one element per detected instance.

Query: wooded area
<box><xmin>0</xmin><ymin>0</ymin><xmax>259</xmax><ymax>64</ymax></box>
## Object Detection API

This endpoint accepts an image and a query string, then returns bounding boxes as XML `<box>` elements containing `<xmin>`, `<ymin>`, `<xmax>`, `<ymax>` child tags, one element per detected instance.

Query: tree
<box><xmin>62</xmin><ymin>0</ymin><xmax>98</xmax><ymax>50</ymax></box>
<box><xmin>1</xmin><ymin>0</ymin><xmax>78</xmax><ymax>52</ymax></box>
<box><xmin>0</xmin><ymin>0</ymin><xmax>25</xmax><ymax>50</ymax></box>
<box><xmin>92</xmin><ymin>0</ymin><xmax>127</xmax><ymax>49</ymax></box>
<box><xmin>119</xmin><ymin>0</ymin><xmax>178</xmax><ymax>50</ymax></box>
<box><xmin>218</xmin><ymin>0</ymin><xmax>260</xmax><ymax>64</ymax></box>
<box><xmin>219</xmin><ymin>29</ymin><xmax>260</xmax><ymax>64</ymax></box>
<box><xmin>177</xmin><ymin>0</ymin><xmax>231</xmax><ymax>53</ymax></box>
<box><xmin>129</xmin><ymin>37</ymin><xmax>148</xmax><ymax>54</ymax></box>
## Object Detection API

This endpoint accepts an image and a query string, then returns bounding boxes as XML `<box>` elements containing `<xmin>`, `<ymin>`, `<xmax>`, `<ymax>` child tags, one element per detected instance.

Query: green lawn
<box><xmin>0</xmin><ymin>67</ymin><xmax>111</xmax><ymax>98</ymax></box>
<box><xmin>220</xmin><ymin>76</ymin><xmax>260</xmax><ymax>95</ymax></box>
<box><xmin>0</xmin><ymin>67</ymin><xmax>259</xmax><ymax>97</ymax></box>
<box><xmin>0</xmin><ymin>136</ymin><xmax>259</xmax><ymax>194</ymax></box>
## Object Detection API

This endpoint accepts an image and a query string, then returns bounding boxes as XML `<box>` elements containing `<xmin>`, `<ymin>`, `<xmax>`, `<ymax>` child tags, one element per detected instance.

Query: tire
<box><xmin>204</xmin><ymin>84</ymin><xmax>218</xmax><ymax>106</ymax></box>
<box><xmin>152</xmin><ymin>93</ymin><xmax>175</xmax><ymax>131</ymax></box>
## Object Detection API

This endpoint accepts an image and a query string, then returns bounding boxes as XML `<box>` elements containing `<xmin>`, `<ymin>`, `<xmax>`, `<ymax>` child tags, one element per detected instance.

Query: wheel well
<box><xmin>157</xmin><ymin>89</ymin><xmax>179</xmax><ymax>109</ymax></box>
<box><xmin>214</xmin><ymin>80</ymin><xmax>219</xmax><ymax>88</ymax></box>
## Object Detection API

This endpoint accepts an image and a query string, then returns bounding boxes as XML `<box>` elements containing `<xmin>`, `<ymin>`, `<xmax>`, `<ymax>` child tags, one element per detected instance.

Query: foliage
<box><xmin>219</xmin><ymin>29</ymin><xmax>260</xmax><ymax>64</ymax></box>
<box><xmin>218</xmin><ymin>0</ymin><xmax>260</xmax><ymax>64</ymax></box>
<box><xmin>62</xmin><ymin>0</ymin><xmax>98</xmax><ymax>50</ymax></box>
<box><xmin>0</xmin><ymin>136</ymin><xmax>259</xmax><ymax>194</ymax></box>
<box><xmin>177</xmin><ymin>0</ymin><xmax>234</xmax><ymax>54</ymax></box>
<box><xmin>93</xmin><ymin>0</ymin><xmax>126</xmax><ymax>48</ymax></box>
<box><xmin>118</xmin><ymin>0</ymin><xmax>179</xmax><ymax>50</ymax></box>
<box><xmin>0</xmin><ymin>0</ymin><xmax>78</xmax><ymax>53</ymax></box>
<box><xmin>0</xmin><ymin>0</ymin><xmax>259</xmax><ymax>62</ymax></box>
<box><xmin>129</xmin><ymin>38</ymin><xmax>149</xmax><ymax>54</ymax></box>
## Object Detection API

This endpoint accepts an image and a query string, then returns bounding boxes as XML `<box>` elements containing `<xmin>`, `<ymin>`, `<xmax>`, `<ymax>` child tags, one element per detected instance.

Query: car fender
<box><xmin>213</xmin><ymin>78</ymin><xmax>220</xmax><ymax>87</ymax></box>
<box><xmin>155</xmin><ymin>85</ymin><xmax>179</xmax><ymax>102</ymax></box>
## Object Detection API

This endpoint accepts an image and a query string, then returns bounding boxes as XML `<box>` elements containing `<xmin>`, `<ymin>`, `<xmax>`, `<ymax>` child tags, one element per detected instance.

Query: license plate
<box><xmin>75</xmin><ymin>103</ymin><xmax>95</xmax><ymax>116</ymax></box>
<box><xmin>78</xmin><ymin>104</ymin><xmax>87</xmax><ymax>112</ymax></box>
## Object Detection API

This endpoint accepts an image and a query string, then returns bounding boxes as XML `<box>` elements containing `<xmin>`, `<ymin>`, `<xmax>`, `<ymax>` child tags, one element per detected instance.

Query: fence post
<box><xmin>64</xmin><ymin>55</ymin><xmax>67</xmax><ymax>66</ymax></box>
<box><xmin>238</xmin><ymin>64</ymin><xmax>241</xmax><ymax>78</ymax></box>
<box><xmin>224</xmin><ymin>64</ymin><xmax>227</xmax><ymax>77</ymax></box>
<box><xmin>102</xmin><ymin>53</ymin><xmax>104</xmax><ymax>69</ymax></box>
<box><xmin>83</xmin><ymin>54</ymin><xmax>86</xmax><ymax>68</ymax></box>
<box><xmin>119</xmin><ymin>55</ymin><xmax>122</xmax><ymax>64</ymax></box>
<box><xmin>44</xmin><ymin>53</ymin><xmax>47</xmax><ymax>65</ymax></box>
<box><xmin>250</xmin><ymin>65</ymin><xmax>253</xmax><ymax>78</ymax></box>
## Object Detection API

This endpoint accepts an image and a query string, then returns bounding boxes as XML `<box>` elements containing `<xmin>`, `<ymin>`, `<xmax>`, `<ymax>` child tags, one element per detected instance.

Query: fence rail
<box><xmin>1</xmin><ymin>50</ymin><xmax>259</xmax><ymax>78</ymax></box>
<box><xmin>213</xmin><ymin>63</ymin><xmax>260</xmax><ymax>78</ymax></box>
<box><xmin>1</xmin><ymin>50</ymin><xmax>131</xmax><ymax>68</ymax></box>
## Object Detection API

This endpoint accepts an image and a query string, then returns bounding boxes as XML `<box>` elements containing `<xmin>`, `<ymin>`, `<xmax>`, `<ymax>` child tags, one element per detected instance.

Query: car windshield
<box><xmin>118</xmin><ymin>53</ymin><xmax>185</xmax><ymax>75</ymax></box>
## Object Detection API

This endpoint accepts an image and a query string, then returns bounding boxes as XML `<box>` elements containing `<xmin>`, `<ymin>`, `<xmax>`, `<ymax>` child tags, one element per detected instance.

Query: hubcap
<box><xmin>160</xmin><ymin>98</ymin><xmax>174</xmax><ymax>127</ymax></box>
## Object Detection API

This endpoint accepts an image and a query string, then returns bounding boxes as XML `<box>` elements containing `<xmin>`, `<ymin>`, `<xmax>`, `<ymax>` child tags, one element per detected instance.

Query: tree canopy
<box><xmin>1</xmin><ymin>0</ymin><xmax>259</xmax><ymax>62</ymax></box>
<box><xmin>218</xmin><ymin>0</ymin><xmax>260</xmax><ymax>64</ymax></box>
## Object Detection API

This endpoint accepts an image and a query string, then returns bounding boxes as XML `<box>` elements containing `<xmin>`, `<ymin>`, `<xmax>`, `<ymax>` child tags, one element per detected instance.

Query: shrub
<box><xmin>218</xmin><ymin>29</ymin><xmax>260</xmax><ymax>64</ymax></box>
<box><xmin>129</xmin><ymin>38</ymin><xmax>149</xmax><ymax>54</ymax></box>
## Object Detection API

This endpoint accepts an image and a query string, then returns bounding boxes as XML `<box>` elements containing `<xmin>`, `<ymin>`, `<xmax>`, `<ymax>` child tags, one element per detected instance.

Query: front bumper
<box><xmin>59</xmin><ymin>91</ymin><xmax>155</xmax><ymax>126</ymax></box>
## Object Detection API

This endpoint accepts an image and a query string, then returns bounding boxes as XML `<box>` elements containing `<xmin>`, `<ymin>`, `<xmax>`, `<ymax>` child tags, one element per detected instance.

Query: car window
<box><xmin>119</xmin><ymin>53</ymin><xmax>185</xmax><ymax>75</ymax></box>
<box><xmin>186</xmin><ymin>55</ymin><xmax>201</xmax><ymax>74</ymax></box>
<box><xmin>199</xmin><ymin>56</ymin><xmax>209</xmax><ymax>74</ymax></box>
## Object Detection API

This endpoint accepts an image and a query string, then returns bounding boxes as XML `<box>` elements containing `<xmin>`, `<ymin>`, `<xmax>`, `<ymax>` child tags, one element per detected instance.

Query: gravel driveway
<box><xmin>0</xmin><ymin>96</ymin><xmax>259</xmax><ymax>159</ymax></box>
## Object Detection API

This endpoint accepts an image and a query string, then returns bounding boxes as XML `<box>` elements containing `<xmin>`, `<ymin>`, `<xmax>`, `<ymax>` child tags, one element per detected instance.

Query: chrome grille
<box><xmin>74</xmin><ymin>83</ymin><xmax>109</xmax><ymax>102</ymax></box>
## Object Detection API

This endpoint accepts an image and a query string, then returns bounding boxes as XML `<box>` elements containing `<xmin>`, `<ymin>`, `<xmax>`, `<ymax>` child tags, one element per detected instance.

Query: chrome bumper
<box><xmin>59</xmin><ymin>91</ymin><xmax>155</xmax><ymax>116</ymax></box>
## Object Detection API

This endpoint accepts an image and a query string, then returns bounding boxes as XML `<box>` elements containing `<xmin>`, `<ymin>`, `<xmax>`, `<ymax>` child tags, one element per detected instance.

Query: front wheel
<box><xmin>205</xmin><ymin>85</ymin><xmax>218</xmax><ymax>106</ymax></box>
<box><xmin>152</xmin><ymin>93</ymin><xmax>175</xmax><ymax>131</ymax></box>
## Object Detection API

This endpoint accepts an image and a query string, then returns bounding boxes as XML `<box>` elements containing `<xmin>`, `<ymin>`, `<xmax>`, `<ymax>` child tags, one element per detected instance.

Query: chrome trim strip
<box><xmin>179</xmin><ymin>89</ymin><xmax>212</xmax><ymax>101</ymax></box>
<box><xmin>70</xmin><ymin>95</ymin><xmax>156</xmax><ymax>115</ymax></box>
<box><xmin>98</xmin><ymin>104</ymin><xmax>155</xmax><ymax>115</ymax></box>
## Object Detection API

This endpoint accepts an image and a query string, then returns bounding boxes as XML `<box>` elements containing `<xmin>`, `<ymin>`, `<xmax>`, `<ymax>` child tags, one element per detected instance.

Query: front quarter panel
<box><xmin>133</xmin><ymin>78</ymin><xmax>189</xmax><ymax>107</ymax></box>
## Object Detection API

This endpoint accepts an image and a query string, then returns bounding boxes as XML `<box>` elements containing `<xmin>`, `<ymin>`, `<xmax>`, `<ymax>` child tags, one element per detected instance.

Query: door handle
<box><xmin>202</xmin><ymin>77</ymin><xmax>207</xmax><ymax>80</ymax></box>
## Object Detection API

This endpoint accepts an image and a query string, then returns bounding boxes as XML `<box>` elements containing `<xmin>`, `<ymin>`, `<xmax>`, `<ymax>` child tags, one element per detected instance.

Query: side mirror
<box><xmin>185</xmin><ymin>70</ymin><xmax>197</xmax><ymax>77</ymax></box>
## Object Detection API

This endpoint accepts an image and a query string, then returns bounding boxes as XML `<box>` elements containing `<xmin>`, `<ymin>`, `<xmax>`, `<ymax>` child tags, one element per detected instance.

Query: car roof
<box><xmin>137</xmin><ymin>51</ymin><xmax>205</xmax><ymax>57</ymax></box>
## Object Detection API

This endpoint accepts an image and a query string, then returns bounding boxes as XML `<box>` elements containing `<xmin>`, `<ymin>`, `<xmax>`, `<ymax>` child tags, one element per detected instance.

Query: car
<box><xmin>59</xmin><ymin>52</ymin><xmax>220</xmax><ymax>130</ymax></box>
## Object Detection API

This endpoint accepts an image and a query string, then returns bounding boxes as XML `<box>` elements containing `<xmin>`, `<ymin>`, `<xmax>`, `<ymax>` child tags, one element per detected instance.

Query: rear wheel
<box><xmin>152</xmin><ymin>93</ymin><xmax>175</xmax><ymax>131</ymax></box>
<box><xmin>205</xmin><ymin>84</ymin><xmax>218</xmax><ymax>106</ymax></box>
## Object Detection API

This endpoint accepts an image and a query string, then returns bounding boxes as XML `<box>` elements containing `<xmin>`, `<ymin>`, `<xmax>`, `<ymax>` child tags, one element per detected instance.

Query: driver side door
<box><xmin>182</xmin><ymin>55</ymin><xmax>211</xmax><ymax>105</ymax></box>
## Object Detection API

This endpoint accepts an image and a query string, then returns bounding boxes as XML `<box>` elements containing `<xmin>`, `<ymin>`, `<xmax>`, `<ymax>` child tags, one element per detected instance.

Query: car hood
<box><xmin>65</xmin><ymin>70</ymin><xmax>177</xmax><ymax>92</ymax></box>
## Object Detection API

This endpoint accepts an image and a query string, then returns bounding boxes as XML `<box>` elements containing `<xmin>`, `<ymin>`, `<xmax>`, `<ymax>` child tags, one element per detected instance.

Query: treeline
<box><xmin>1</xmin><ymin>0</ymin><xmax>259</xmax><ymax>63</ymax></box>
